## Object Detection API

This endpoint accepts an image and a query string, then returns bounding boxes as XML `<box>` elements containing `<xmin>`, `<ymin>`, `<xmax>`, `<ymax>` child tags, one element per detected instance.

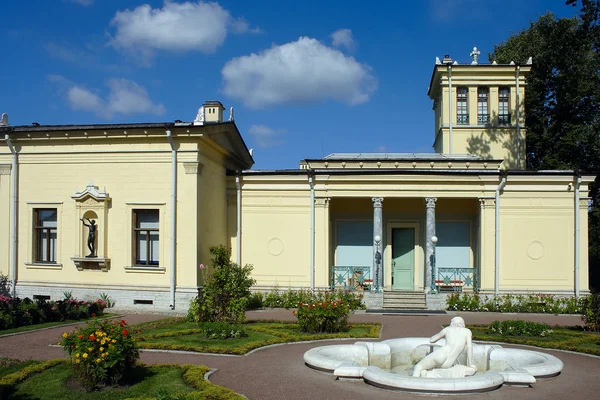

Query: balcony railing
<box><xmin>477</xmin><ymin>114</ymin><xmax>490</xmax><ymax>125</ymax></box>
<box><xmin>435</xmin><ymin>267</ymin><xmax>478</xmax><ymax>292</ymax></box>
<box><xmin>331</xmin><ymin>266</ymin><xmax>372</xmax><ymax>291</ymax></box>
<box><xmin>498</xmin><ymin>114</ymin><xmax>511</xmax><ymax>125</ymax></box>
<box><xmin>456</xmin><ymin>114</ymin><xmax>469</xmax><ymax>125</ymax></box>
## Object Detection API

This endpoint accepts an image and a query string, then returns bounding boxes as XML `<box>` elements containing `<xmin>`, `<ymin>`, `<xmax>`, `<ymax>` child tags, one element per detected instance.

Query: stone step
<box><xmin>382</xmin><ymin>291</ymin><xmax>427</xmax><ymax>309</ymax></box>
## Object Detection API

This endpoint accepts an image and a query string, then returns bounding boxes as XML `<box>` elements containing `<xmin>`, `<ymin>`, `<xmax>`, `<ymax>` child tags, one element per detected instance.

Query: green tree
<box><xmin>489</xmin><ymin>0</ymin><xmax>600</xmax><ymax>290</ymax></box>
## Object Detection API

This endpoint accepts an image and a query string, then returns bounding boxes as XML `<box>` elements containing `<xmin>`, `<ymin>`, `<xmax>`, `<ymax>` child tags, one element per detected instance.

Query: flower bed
<box><xmin>60</xmin><ymin>318</ymin><xmax>139</xmax><ymax>389</ymax></box>
<box><xmin>294</xmin><ymin>299</ymin><xmax>351</xmax><ymax>333</ymax></box>
<box><xmin>258</xmin><ymin>288</ymin><xmax>365</xmax><ymax>310</ymax></box>
<box><xmin>446</xmin><ymin>292</ymin><xmax>582</xmax><ymax>314</ymax></box>
<box><xmin>0</xmin><ymin>296</ymin><xmax>106</xmax><ymax>331</ymax></box>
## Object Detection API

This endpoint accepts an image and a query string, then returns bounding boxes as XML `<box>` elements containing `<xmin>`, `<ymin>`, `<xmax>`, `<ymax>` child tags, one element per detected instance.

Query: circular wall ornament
<box><xmin>268</xmin><ymin>238</ymin><xmax>284</xmax><ymax>256</ymax></box>
<box><xmin>526</xmin><ymin>241</ymin><xmax>545</xmax><ymax>260</ymax></box>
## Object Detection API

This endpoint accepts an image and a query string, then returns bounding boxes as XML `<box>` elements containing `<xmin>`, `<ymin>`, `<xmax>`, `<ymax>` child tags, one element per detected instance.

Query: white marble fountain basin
<box><xmin>304</xmin><ymin>338</ymin><xmax>563</xmax><ymax>394</ymax></box>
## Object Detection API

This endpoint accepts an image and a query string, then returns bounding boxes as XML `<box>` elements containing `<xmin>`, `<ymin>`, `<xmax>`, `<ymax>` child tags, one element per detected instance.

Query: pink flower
<box><xmin>199</xmin><ymin>264</ymin><xmax>205</xmax><ymax>270</ymax></box>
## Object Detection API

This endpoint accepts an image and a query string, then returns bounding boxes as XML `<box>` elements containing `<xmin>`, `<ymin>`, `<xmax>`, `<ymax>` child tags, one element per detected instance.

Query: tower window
<box><xmin>456</xmin><ymin>87</ymin><xmax>469</xmax><ymax>124</ymax></box>
<box><xmin>498</xmin><ymin>87</ymin><xmax>510</xmax><ymax>124</ymax></box>
<box><xmin>477</xmin><ymin>87</ymin><xmax>489</xmax><ymax>124</ymax></box>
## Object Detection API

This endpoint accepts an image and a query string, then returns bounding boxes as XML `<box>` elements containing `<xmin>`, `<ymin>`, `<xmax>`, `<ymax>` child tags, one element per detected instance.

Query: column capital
<box><xmin>479</xmin><ymin>197</ymin><xmax>495</xmax><ymax>208</ymax></box>
<box><xmin>425</xmin><ymin>197</ymin><xmax>437</xmax><ymax>208</ymax></box>
<box><xmin>372</xmin><ymin>197</ymin><xmax>384</xmax><ymax>208</ymax></box>
<box><xmin>315</xmin><ymin>197</ymin><xmax>331</xmax><ymax>208</ymax></box>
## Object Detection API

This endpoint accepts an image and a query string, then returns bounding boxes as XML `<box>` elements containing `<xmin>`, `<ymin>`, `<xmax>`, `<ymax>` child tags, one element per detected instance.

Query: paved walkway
<box><xmin>1</xmin><ymin>310</ymin><xmax>600</xmax><ymax>399</ymax></box>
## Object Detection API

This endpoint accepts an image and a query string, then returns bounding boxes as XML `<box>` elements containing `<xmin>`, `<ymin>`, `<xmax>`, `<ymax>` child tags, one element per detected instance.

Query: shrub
<box><xmin>246</xmin><ymin>292</ymin><xmax>263</xmax><ymax>310</ymax></box>
<box><xmin>582</xmin><ymin>292</ymin><xmax>600</xmax><ymax>332</ymax></box>
<box><xmin>262</xmin><ymin>288</ymin><xmax>365</xmax><ymax>310</ymax></box>
<box><xmin>198</xmin><ymin>322</ymin><xmax>247</xmax><ymax>340</ymax></box>
<box><xmin>446</xmin><ymin>292</ymin><xmax>583</xmax><ymax>314</ymax></box>
<box><xmin>0</xmin><ymin>273</ymin><xmax>10</xmax><ymax>297</ymax></box>
<box><xmin>189</xmin><ymin>246</ymin><xmax>255</xmax><ymax>324</ymax></box>
<box><xmin>60</xmin><ymin>318</ymin><xmax>139</xmax><ymax>390</ymax></box>
<box><xmin>295</xmin><ymin>299</ymin><xmax>350</xmax><ymax>333</ymax></box>
<box><xmin>487</xmin><ymin>320</ymin><xmax>553</xmax><ymax>337</ymax></box>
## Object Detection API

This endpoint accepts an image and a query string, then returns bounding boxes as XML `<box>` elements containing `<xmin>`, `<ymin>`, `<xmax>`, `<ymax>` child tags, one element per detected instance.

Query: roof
<box><xmin>319</xmin><ymin>153</ymin><xmax>482</xmax><ymax>161</ymax></box>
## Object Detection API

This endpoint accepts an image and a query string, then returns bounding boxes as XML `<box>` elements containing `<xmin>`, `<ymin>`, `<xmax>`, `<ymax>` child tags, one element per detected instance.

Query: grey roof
<box><xmin>320</xmin><ymin>153</ymin><xmax>483</xmax><ymax>161</ymax></box>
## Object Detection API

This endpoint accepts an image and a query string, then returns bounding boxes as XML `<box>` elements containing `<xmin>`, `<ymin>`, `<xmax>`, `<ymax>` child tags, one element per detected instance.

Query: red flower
<box><xmin>89</xmin><ymin>335</ymin><xmax>96</xmax><ymax>341</ymax></box>
<box><xmin>91</xmin><ymin>313</ymin><xmax>96</xmax><ymax>317</ymax></box>
<box><xmin>122</xmin><ymin>329</ymin><xmax>128</xmax><ymax>336</ymax></box>
<box><xmin>119</xmin><ymin>320</ymin><xmax>127</xmax><ymax>327</ymax></box>
<box><xmin>79</xmin><ymin>335</ymin><xmax>83</xmax><ymax>339</ymax></box>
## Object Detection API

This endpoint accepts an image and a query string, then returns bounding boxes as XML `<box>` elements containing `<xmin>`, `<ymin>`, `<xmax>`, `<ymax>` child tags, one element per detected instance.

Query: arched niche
<box><xmin>71</xmin><ymin>182</ymin><xmax>111</xmax><ymax>271</ymax></box>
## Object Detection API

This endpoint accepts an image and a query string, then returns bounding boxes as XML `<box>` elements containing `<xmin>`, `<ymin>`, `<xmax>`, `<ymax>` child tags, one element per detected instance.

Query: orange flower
<box><xmin>89</xmin><ymin>335</ymin><xmax>96</xmax><ymax>341</ymax></box>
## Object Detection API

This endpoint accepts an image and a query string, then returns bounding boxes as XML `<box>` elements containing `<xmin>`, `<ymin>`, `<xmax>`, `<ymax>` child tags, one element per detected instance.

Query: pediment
<box><xmin>72</xmin><ymin>181</ymin><xmax>110</xmax><ymax>202</ymax></box>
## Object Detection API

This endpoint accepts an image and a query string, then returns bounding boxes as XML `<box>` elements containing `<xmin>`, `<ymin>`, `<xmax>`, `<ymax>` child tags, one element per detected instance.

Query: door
<box><xmin>392</xmin><ymin>228</ymin><xmax>415</xmax><ymax>290</ymax></box>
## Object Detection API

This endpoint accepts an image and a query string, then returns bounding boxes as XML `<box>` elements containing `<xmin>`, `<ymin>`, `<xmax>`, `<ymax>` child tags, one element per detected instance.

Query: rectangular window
<box><xmin>498</xmin><ymin>87</ymin><xmax>510</xmax><ymax>124</ymax></box>
<box><xmin>456</xmin><ymin>87</ymin><xmax>469</xmax><ymax>124</ymax></box>
<box><xmin>477</xmin><ymin>87</ymin><xmax>489</xmax><ymax>124</ymax></box>
<box><xmin>133</xmin><ymin>209</ymin><xmax>159</xmax><ymax>266</ymax></box>
<box><xmin>34</xmin><ymin>209</ymin><xmax>57</xmax><ymax>263</ymax></box>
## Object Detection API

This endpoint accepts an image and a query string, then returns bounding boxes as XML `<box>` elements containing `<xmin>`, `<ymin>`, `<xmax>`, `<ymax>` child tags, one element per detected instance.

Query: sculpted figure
<box><xmin>81</xmin><ymin>218</ymin><xmax>97</xmax><ymax>257</ymax></box>
<box><xmin>412</xmin><ymin>316</ymin><xmax>476</xmax><ymax>378</ymax></box>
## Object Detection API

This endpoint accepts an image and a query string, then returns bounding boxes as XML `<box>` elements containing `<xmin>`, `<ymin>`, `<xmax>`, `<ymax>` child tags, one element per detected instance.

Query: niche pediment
<box><xmin>72</xmin><ymin>181</ymin><xmax>110</xmax><ymax>203</ymax></box>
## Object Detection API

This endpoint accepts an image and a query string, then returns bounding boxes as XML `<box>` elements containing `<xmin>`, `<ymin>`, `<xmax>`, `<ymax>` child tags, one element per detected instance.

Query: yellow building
<box><xmin>0</xmin><ymin>55</ymin><xmax>594</xmax><ymax>311</ymax></box>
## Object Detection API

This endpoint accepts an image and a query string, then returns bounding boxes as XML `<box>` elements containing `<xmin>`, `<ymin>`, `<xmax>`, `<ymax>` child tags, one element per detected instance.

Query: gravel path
<box><xmin>2</xmin><ymin>310</ymin><xmax>599</xmax><ymax>400</ymax></box>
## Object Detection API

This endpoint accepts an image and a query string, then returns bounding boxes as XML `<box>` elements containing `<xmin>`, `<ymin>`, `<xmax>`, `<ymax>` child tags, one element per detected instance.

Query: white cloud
<box><xmin>221</xmin><ymin>37</ymin><xmax>377</xmax><ymax>108</ymax></box>
<box><xmin>248</xmin><ymin>124</ymin><xmax>287</xmax><ymax>148</ymax></box>
<box><xmin>49</xmin><ymin>75</ymin><xmax>165</xmax><ymax>119</ymax></box>
<box><xmin>331</xmin><ymin>29</ymin><xmax>355</xmax><ymax>51</ymax></box>
<box><xmin>67</xmin><ymin>0</ymin><xmax>94</xmax><ymax>6</ymax></box>
<box><xmin>109</xmin><ymin>1</ymin><xmax>258</xmax><ymax>62</ymax></box>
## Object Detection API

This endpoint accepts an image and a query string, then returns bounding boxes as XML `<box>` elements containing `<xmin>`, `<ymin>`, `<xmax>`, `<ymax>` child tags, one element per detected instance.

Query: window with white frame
<box><xmin>456</xmin><ymin>87</ymin><xmax>469</xmax><ymax>124</ymax></box>
<box><xmin>498</xmin><ymin>87</ymin><xmax>510</xmax><ymax>124</ymax></box>
<box><xmin>34</xmin><ymin>209</ymin><xmax>57</xmax><ymax>263</ymax></box>
<box><xmin>477</xmin><ymin>87</ymin><xmax>489</xmax><ymax>124</ymax></box>
<box><xmin>133</xmin><ymin>209</ymin><xmax>159</xmax><ymax>266</ymax></box>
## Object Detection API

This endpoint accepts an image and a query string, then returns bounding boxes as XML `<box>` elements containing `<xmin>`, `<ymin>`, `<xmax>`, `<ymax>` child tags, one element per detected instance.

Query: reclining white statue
<box><xmin>412</xmin><ymin>316</ymin><xmax>478</xmax><ymax>378</ymax></box>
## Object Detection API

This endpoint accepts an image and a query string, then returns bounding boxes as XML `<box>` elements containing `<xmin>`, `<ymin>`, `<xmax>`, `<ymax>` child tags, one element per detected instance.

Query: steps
<box><xmin>383</xmin><ymin>291</ymin><xmax>427</xmax><ymax>310</ymax></box>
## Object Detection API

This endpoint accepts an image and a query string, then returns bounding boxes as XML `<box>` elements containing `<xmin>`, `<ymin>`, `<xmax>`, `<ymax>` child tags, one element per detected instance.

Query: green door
<box><xmin>392</xmin><ymin>228</ymin><xmax>415</xmax><ymax>290</ymax></box>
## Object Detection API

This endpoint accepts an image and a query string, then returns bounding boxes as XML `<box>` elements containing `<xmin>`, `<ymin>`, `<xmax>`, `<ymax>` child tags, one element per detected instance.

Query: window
<box><xmin>34</xmin><ymin>209</ymin><xmax>57</xmax><ymax>263</ymax></box>
<box><xmin>456</xmin><ymin>87</ymin><xmax>469</xmax><ymax>124</ymax></box>
<box><xmin>133</xmin><ymin>210</ymin><xmax>159</xmax><ymax>266</ymax></box>
<box><xmin>477</xmin><ymin>87</ymin><xmax>489</xmax><ymax>124</ymax></box>
<box><xmin>498</xmin><ymin>87</ymin><xmax>510</xmax><ymax>124</ymax></box>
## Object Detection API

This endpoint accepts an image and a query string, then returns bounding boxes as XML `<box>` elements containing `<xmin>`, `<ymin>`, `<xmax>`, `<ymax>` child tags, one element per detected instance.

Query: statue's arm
<box><xmin>430</xmin><ymin>328</ymin><xmax>446</xmax><ymax>343</ymax></box>
<box><xmin>80</xmin><ymin>218</ymin><xmax>90</xmax><ymax>227</ymax></box>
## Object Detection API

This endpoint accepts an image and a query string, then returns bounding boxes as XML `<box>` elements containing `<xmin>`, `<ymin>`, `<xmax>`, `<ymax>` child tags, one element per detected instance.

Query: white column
<box><xmin>425</xmin><ymin>197</ymin><xmax>437</xmax><ymax>293</ymax></box>
<box><xmin>372</xmin><ymin>197</ymin><xmax>384</xmax><ymax>290</ymax></box>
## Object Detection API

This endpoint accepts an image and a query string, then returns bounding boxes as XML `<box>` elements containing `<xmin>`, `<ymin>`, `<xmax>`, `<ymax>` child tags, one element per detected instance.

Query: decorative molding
<box><xmin>124</xmin><ymin>265</ymin><xmax>166</xmax><ymax>274</ymax></box>
<box><xmin>72</xmin><ymin>181</ymin><xmax>110</xmax><ymax>202</ymax></box>
<box><xmin>0</xmin><ymin>164</ymin><xmax>11</xmax><ymax>175</ymax></box>
<box><xmin>314</xmin><ymin>197</ymin><xmax>331</xmax><ymax>208</ymax></box>
<box><xmin>372</xmin><ymin>197</ymin><xmax>384</xmax><ymax>208</ymax></box>
<box><xmin>183</xmin><ymin>161</ymin><xmax>205</xmax><ymax>175</ymax></box>
<box><xmin>479</xmin><ymin>198</ymin><xmax>496</xmax><ymax>208</ymax></box>
<box><xmin>425</xmin><ymin>197</ymin><xmax>437</xmax><ymax>208</ymax></box>
<box><xmin>71</xmin><ymin>257</ymin><xmax>110</xmax><ymax>272</ymax></box>
<box><xmin>24</xmin><ymin>263</ymin><xmax>63</xmax><ymax>270</ymax></box>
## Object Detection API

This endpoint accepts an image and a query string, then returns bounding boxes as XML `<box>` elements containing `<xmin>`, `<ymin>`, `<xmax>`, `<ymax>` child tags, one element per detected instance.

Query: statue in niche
<box><xmin>80</xmin><ymin>218</ymin><xmax>97</xmax><ymax>257</ymax></box>
<box><xmin>412</xmin><ymin>316</ymin><xmax>477</xmax><ymax>378</ymax></box>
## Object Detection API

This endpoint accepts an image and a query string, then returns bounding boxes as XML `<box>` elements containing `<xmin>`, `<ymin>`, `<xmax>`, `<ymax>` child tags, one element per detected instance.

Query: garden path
<box><xmin>1</xmin><ymin>310</ymin><xmax>599</xmax><ymax>400</ymax></box>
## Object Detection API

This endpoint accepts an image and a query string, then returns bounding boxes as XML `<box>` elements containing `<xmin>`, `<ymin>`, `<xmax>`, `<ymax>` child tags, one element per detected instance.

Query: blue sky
<box><xmin>1</xmin><ymin>0</ymin><xmax>577</xmax><ymax>169</ymax></box>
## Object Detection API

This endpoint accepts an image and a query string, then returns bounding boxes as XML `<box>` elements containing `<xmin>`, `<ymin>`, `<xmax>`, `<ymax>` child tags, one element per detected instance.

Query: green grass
<box><xmin>8</xmin><ymin>363</ymin><xmax>194</xmax><ymax>400</ymax></box>
<box><xmin>469</xmin><ymin>324</ymin><xmax>600</xmax><ymax>356</ymax></box>
<box><xmin>134</xmin><ymin>318</ymin><xmax>381</xmax><ymax>355</ymax></box>
<box><xmin>0</xmin><ymin>314</ymin><xmax>120</xmax><ymax>336</ymax></box>
<box><xmin>0</xmin><ymin>359</ymin><xmax>38</xmax><ymax>379</ymax></box>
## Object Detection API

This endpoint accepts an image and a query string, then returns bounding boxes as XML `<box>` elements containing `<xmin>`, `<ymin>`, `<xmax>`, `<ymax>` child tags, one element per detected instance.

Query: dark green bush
<box><xmin>487</xmin><ymin>320</ymin><xmax>553</xmax><ymax>337</ymax></box>
<box><xmin>446</xmin><ymin>292</ymin><xmax>582</xmax><ymax>314</ymax></box>
<box><xmin>246</xmin><ymin>293</ymin><xmax>263</xmax><ymax>310</ymax></box>
<box><xmin>582</xmin><ymin>292</ymin><xmax>600</xmax><ymax>332</ymax></box>
<box><xmin>188</xmin><ymin>246</ymin><xmax>255</xmax><ymax>324</ymax></box>
<box><xmin>262</xmin><ymin>288</ymin><xmax>365</xmax><ymax>310</ymax></box>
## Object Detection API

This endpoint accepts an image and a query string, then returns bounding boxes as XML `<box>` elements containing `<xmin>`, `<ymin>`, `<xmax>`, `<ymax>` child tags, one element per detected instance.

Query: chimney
<box><xmin>203</xmin><ymin>101</ymin><xmax>225</xmax><ymax>123</ymax></box>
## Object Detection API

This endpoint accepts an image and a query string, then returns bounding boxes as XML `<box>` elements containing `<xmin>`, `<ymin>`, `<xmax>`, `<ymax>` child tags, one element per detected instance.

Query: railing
<box><xmin>498</xmin><ymin>114</ymin><xmax>511</xmax><ymax>125</ymax></box>
<box><xmin>456</xmin><ymin>114</ymin><xmax>469</xmax><ymax>125</ymax></box>
<box><xmin>331</xmin><ymin>266</ymin><xmax>372</xmax><ymax>291</ymax></box>
<box><xmin>477</xmin><ymin>114</ymin><xmax>490</xmax><ymax>124</ymax></box>
<box><xmin>435</xmin><ymin>267</ymin><xmax>478</xmax><ymax>292</ymax></box>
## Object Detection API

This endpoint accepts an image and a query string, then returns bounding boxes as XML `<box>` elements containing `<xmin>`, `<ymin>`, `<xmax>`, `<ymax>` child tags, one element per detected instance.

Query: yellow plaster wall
<box><xmin>0</xmin><ymin>172</ymin><xmax>9</xmax><ymax>277</ymax></box>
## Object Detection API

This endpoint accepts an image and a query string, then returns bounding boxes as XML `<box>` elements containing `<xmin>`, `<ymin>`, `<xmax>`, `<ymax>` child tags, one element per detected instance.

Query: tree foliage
<box><xmin>489</xmin><ymin>0</ymin><xmax>600</xmax><ymax>289</ymax></box>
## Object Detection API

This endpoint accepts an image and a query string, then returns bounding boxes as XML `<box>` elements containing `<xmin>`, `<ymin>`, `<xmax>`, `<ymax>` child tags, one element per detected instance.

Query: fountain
<box><xmin>303</xmin><ymin>317</ymin><xmax>562</xmax><ymax>394</ymax></box>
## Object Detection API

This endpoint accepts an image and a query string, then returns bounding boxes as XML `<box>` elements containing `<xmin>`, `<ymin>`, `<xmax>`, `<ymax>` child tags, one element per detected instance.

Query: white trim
<box><xmin>24</xmin><ymin>263</ymin><xmax>63</xmax><ymax>270</ymax></box>
<box><xmin>124</xmin><ymin>266</ymin><xmax>167</xmax><ymax>273</ymax></box>
<box><xmin>125</xmin><ymin>202</ymin><xmax>166</xmax><ymax>206</ymax></box>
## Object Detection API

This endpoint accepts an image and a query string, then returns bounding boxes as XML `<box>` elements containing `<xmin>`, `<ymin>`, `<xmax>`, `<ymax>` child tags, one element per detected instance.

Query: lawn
<box><xmin>1</xmin><ymin>361</ymin><xmax>243</xmax><ymax>400</ymax></box>
<box><xmin>0</xmin><ymin>314</ymin><xmax>119</xmax><ymax>336</ymax></box>
<box><xmin>469</xmin><ymin>325</ymin><xmax>600</xmax><ymax>356</ymax></box>
<box><xmin>134</xmin><ymin>318</ymin><xmax>381</xmax><ymax>354</ymax></box>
